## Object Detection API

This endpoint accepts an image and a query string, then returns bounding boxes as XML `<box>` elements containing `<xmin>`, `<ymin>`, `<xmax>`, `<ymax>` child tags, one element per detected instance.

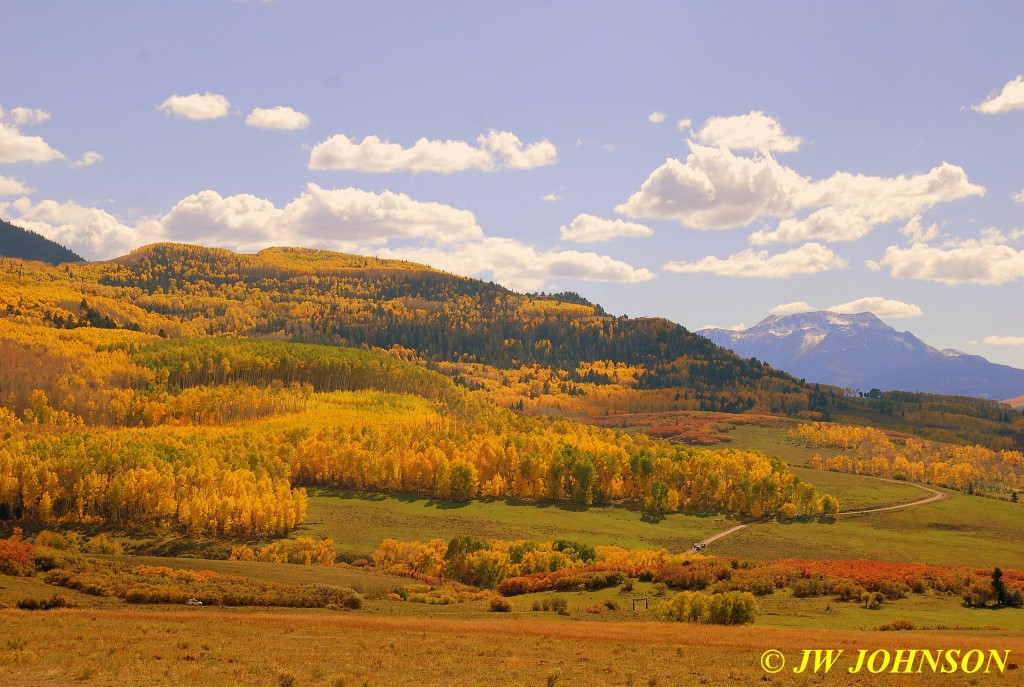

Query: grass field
<box><xmin>298</xmin><ymin>489</ymin><xmax>728</xmax><ymax>556</ymax></box>
<box><xmin>720</xmin><ymin>424</ymin><xmax>827</xmax><ymax>466</ymax></box>
<box><xmin>710</xmin><ymin>491</ymin><xmax>1024</xmax><ymax>568</ymax></box>
<box><xmin>6</xmin><ymin>423</ymin><xmax>1024</xmax><ymax>686</ymax></box>
<box><xmin>3</xmin><ymin>605</ymin><xmax>1022</xmax><ymax>687</ymax></box>
<box><xmin>788</xmin><ymin>466</ymin><xmax>927</xmax><ymax>511</ymax></box>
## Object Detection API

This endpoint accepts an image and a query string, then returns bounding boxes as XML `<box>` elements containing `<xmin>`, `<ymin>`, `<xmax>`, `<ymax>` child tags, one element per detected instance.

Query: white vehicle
<box><xmin>185</xmin><ymin>598</ymin><xmax>203</xmax><ymax>606</ymax></box>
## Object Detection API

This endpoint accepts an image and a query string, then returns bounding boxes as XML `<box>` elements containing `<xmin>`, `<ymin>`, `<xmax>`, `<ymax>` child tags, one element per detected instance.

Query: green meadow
<box><xmin>298</xmin><ymin>488</ymin><xmax>727</xmax><ymax>557</ymax></box>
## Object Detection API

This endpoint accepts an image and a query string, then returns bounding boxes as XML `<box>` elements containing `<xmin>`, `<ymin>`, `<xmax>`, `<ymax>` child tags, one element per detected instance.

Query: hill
<box><xmin>0</xmin><ymin>243</ymin><xmax>1020</xmax><ymax>448</ymax></box>
<box><xmin>699</xmin><ymin>311</ymin><xmax>1024</xmax><ymax>401</ymax></box>
<box><xmin>0</xmin><ymin>218</ymin><xmax>85</xmax><ymax>264</ymax></box>
<box><xmin>93</xmin><ymin>243</ymin><xmax>813</xmax><ymax>415</ymax></box>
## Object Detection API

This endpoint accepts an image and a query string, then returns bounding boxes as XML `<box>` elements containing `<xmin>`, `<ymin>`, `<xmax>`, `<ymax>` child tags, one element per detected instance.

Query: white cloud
<box><xmin>648</xmin><ymin>111</ymin><xmax>667</xmax><ymax>124</ymax></box>
<box><xmin>540</xmin><ymin>193</ymin><xmax>561</xmax><ymax>202</ymax></box>
<box><xmin>157</xmin><ymin>189</ymin><xmax>651</xmax><ymax>291</ymax></box>
<box><xmin>5</xmin><ymin>185</ymin><xmax>485</xmax><ymax>260</ymax></box>
<box><xmin>899</xmin><ymin>215</ymin><xmax>939</xmax><ymax>243</ymax></box>
<box><xmin>559</xmin><ymin>214</ymin><xmax>654</xmax><ymax>243</ymax></box>
<box><xmin>620</xmin><ymin>113</ymin><xmax>984</xmax><ymax>246</ymax></box>
<box><xmin>700</xmin><ymin>321</ymin><xmax>748</xmax><ymax>331</ymax></box>
<box><xmin>616</xmin><ymin>142</ymin><xmax>810</xmax><ymax>229</ymax></box>
<box><xmin>0</xmin><ymin>175</ymin><xmax>33</xmax><ymax>195</ymax></box>
<box><xmin>160</xmin><ymin>184</ymin><xmax>484</xmax><ymax>253</ymax></box>
<box><xmin>156</xmin><ymin>92</ymin><xmax>231</xmax><ymax>120</ymax></box>
<box><xmin>1013</xmin><ymin>188</ymin><xmax>1024</xmax><ymax>204</ymax></box>
<box><xmin>984</xmin><ymin>336</ymin><xmax>1024</xmax><ymax>346</ymax></box>
<box><xmin>308</xmin><ymin>129</ymin><xmax>557</xmax><ymax>173</ymax></box>
<box><xmin>70</xmin><ymin>151</ymin><xmax>103</xmax><ymax>169</ymax></box>
<box><xmin>749</xmin><ymin>163</ymin><xmax>984</xmax><ymax>244</ymax></box>
<box><xmin>374</xmin><ymin>239</ymin><xmax>655</xmax><ymax>292</ymax></box>
<box><xmin>695</xmin><ymin>111</ymin><xmax>801</xmax><ymax>153</ymax></box>
<box><xmin>663</xmin><ymin>242</ymin><xmax>845</xmax><ymax>278</ymax></box>
<box><xmin>245</xmin><ymin>106</ymin><xmax>310</xmax><ymax>130</ymax></box>
<box><xmin>971</xmin><ymin>75</ymin><xmax>1024</xmax><ymax>114</ymax></box>
<box><xmin>770</xmin><ymin>301</ymin><xmax>813</xmax><ymax>315</ymax></box>
<box><xmin>5</xmin><ymin>107</ymin><xmax>51</xmax><ymax>126</ymax></box>
<box><xmin>0</xmin><ymin>122</ymin><xmax>65</xmax><ymax>164</ymax></box>
<box><xmin>676</xmin><ymin>118</ymin><xmax>692</xmax><ymax>133</ymax></box>
<box><xmin>750</xmin><ymin>208</ymin><xmax>871</xmax><ymax>245</ymax></box>
<box><xmin>828</xmin><ymin>296</ymin><xmax>923</xmax><ymax>318</ymax></box>
<box><xmin>7</xmin><ymin>184</ymin><xmax>652</xmax><ymax>293</ymax></box>
<box><xmin>8</xmin><ymin>198</ymin><xmax>150</xmax><ymax>259</ymax></box>
<box><xmin>878</xmin><ymin>236</ymin><xmax>1024</xmax><ymax>285</ymax></box>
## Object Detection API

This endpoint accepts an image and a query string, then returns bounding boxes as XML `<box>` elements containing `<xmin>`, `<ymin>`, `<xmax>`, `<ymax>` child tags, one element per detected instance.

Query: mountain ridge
<box><xmin>699</xmin><ymin>310</ymin><xmax>1024</xmax><ymax>401</ymax></box>
<box><xmin>0</xmin><ymin>218</ymin><xmax>85</xmax><ymax>264</ymax></box>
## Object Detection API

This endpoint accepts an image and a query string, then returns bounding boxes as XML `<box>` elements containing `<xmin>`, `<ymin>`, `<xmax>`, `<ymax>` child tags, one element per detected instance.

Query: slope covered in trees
<box><xmin>2</xmin><ymin>241</ymin><xmax>1022</xmax><ymax>544</ymax></box>
<box><xmin>0</xmin><ymin>243</ymin><xmax>1020</xmax><ymax>445</ymax></box>
<box><xmin>90</xmin><ymin>243</ymin><xmax>820</xmax><ymax>415</ymax></box>
<box><xmin>0</xmin><ymin>219</ymin><xmax>84</xmax><ymax>265</ymax></box>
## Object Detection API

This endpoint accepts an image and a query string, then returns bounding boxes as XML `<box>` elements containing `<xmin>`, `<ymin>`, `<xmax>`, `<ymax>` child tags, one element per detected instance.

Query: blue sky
<box><xmin>2</xmin><ymin>1</ymin><xmax>1024</xmax><ymax>371</ymax></box>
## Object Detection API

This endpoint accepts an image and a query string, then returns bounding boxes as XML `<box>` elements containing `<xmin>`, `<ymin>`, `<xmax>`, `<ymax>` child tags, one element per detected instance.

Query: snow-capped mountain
<box><xmin>698</xmin><ymin>311</ymin><xmax>1024</xmax><ymax>401</ymax></box>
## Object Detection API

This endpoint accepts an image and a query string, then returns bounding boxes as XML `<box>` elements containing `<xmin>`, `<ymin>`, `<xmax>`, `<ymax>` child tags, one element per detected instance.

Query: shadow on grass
<box><xmin>309</xmin><ymin>486</ymin><xmax>746</xmax><ymax>526</ymax></box>
<box><xmin>775</xmin><ymin>515</ymin><xmax>838</xmax><ymax>526</ymax></box>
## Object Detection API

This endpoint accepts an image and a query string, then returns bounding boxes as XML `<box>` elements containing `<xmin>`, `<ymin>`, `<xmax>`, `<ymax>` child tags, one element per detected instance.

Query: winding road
<box><xmin>689</xmin><ymin>477</ymin><xmax>947</xmax><ymax>553</ymax></box>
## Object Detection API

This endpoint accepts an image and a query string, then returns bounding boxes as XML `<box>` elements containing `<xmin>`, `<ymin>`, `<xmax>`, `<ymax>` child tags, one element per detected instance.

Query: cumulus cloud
<box><xmin>648</xmin><ymin>111</ymin><xmax>667</xmax><ymax>124</ymax></box>
<box><xmin>307</xmin><ymin>129</ymin><xmax>557</xmax><ymax>173</ymax></box>
<box><xmin>663</xmin><ymin>242</ymin><xmax>845</xmax><ymax>278</ymax></box>
<box><xmin>245</xmin><ymin>106</ymin><xmax>310</xmax><ymax>130</ymax></box>
<box><xmin>1013</xmin><ymin>188</ymin><xmax>1024</xmax><ymax>204</ymax></box>
<box><xmin>695</xmin><ymin>111</ymin><xmax>802</xmax><ymax>153</ymax></box>
<box><xmin>619</xmin><ymin>118</ymin><xmax>983</xmax><ymax>247</ymax></box>
<box><xmin>70</xmin><ymin>151</ymin><xmax>103</xmax><ymax>169</ymax></box>
<box><xmin>7</xmin><ymin>198</ymin><xmax>151</xmax><ymax>259</ymax></box>
<box><xmin>156</xmin><ymin>92</ymin><xmax>232</xmax><ymax>120</ymax></box>
<box><xmin>540</xmin><ymin>193</ymin><xmax>561</xmax><ymax>202</ymax></box>
<box><xmin>984</xmin><ymin>336</ymin><xmax>1024</xmax><ymax>346</ymax></box>
<box><xmin>676</xmin><ymin>118</ymin><xmax>692</xmax><ymax>133</ymax></box>
<box><xmin>5</xmin><ymin>107</ymin><xmax>51</xmax><ymax>126</ymax></box>
<box><xmin>768</xmin><ymin>297</ymin><xmax>922</xmax><ymax>318</ymax></box>
<box><xmin>7</xmin><ymin>183</ymin><xmax>653</xmax><ymax>293</ymax></box>
<box><xmin>828</xmin><ymin>296</ymin><xmax>923</xmax><ymax>318</ymax></box>
<box><xmin>160</xmin><ymin>184</ymin><xmax>484</xmax><ymax>252</ymax></box>
<box><xmin>5</xmin><ymin>185</ymin><xmax>484</xmax><ymax>260</ymax></box>
<box><xmin>770</xmin><ymin>301</ymin><xmax>813</xmax><ymax>315</ymax></box>
<box><xmin>748</xmin><ymin>163</ymin><xmax>984</xmax><ymax>244</ymax></box>
<box><xmin>0</xmin><ymin>112</ymin><xmax>65</xmax><ymax>164</ymax></box>
<box><xmin>374</xmin><ymin>239</ymin><xmax>655</xmax><ymax>292</ymax></box>
<box><xmin>559</xmin><ymin>214</ymin><xmax>654</xmax><ymax>243</ymax></box>
<box><xmin>878</xmin><ymin>235</ymin><xmax>1024</xmax><ymax>285</ymax></box>
<box><xmin>0</xmin><ymin>175</ymin><xmax>33</xmax><ymax>195</ymax></box>
<box><xmin>899</xmin><ymin>215</ymin><xmax>939</xmax><ymax>243</ymax></box>
<box><xmin>616</xmin><ymin>142</ymin><xmax>810</xmax><ymax>229</ymax></box>
<box><xmin>971</xmin><ymin>75</ymin><xmax>1024</xmax><ymax>114</ymax></box>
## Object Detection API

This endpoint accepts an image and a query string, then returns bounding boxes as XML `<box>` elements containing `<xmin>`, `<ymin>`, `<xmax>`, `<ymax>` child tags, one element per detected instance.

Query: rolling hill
<box><xmin>0</xmin><ymin>243</ymin><xmax>1020</xmax><ymax>447</ymax></box>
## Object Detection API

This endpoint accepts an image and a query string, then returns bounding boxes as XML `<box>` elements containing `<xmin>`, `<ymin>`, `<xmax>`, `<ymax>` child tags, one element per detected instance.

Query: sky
<box><xmin>2</xmin><ymin>1</ymin><xmax>1024</xmax><ymax>369</ymax></box>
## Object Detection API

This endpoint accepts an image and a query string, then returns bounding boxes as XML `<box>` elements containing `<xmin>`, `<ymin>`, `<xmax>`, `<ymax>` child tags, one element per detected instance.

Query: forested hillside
<box><xmin>0</xmin><ymin>219</ymin><xmax>84</xmax><ymax>265</ymax></box>
<box><xmin>1</xmin><ymin>243</ymin><xmax>1020</xmax><ymax>444</ymax></box>
<box><xmin>1</xmin><ymin>243</ymin><xmax>1023</xmax><ymax>542</ymax></box>
<box><xmin>90</xmin><ymin>243</ymin><xmax>814</xmax><ymax>415</ymax></box>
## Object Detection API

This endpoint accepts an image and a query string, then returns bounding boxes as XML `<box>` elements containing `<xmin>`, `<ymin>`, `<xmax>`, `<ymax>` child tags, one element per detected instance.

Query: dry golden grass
<box><xmin>3</xmin><ymin>607</ymin><xmax>1022</xmax><ymax>686</ymax></box>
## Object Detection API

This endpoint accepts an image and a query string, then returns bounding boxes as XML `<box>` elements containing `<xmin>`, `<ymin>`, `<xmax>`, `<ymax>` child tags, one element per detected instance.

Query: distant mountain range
<box><xmin>0</xmin><ymin>218</ymin><xmax>84</xmax><ymax>264</ymax></box>
<box><xmin>699</xmin><ymin>311</ymin><xmax>1024</xmax><ymax>402</ymax></box>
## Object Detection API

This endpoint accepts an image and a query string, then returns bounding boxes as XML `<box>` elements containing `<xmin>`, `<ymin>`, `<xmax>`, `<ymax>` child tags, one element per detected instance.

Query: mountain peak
<box><xmin>699</xmin><ymin>310</ymin><xmax>1024</xmax><ymax>400</ymax></box>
